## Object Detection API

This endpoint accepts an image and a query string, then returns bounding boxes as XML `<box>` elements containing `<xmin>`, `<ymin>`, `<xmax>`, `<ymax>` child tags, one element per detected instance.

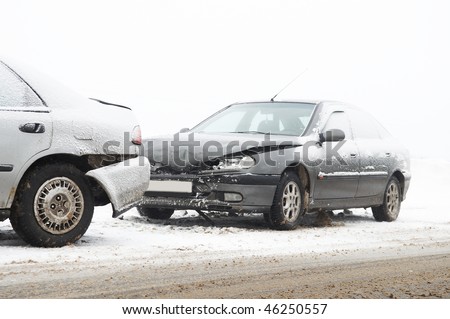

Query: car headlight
<box><xmin>215</xmin><ymin>155</ymin><xmax>255</xmax><ymax>170</ymax></box>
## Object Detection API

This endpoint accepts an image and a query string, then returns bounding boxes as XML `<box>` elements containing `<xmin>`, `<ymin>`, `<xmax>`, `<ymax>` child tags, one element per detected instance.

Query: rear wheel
<box><xmin>10</xmin><ymin>163</ymin><xmax>94</xmax><ymax>247</ymax></box>
<box><xmin>267</xmin><ymin>171</ymin><xmax>304</xmax><ymax>230</ymax></box>
<box><xmin>137</xmin><ymin>207</ymin><xmax>174</xmax><ymax>220</ymax></box>
<box><xmin>372</xmin><ymin>176</ymin><xmax>401</xmax><ymax>222</ymax></box>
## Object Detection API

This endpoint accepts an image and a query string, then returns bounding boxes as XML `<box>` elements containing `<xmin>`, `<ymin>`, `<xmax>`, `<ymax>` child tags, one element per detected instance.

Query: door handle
<box><xmin>350</xmin><ymin>153</ymin><xmax>357</xmax><ymax>158</ymax></box>
<box><xmin>385</xmin><ymin>152</ymin><xmax>391</xmax><ymax>157</ymax></box>
<box><xmin>19</xmin><ymin>123</ymin><xmax>45</xmax><ymax>134</ymax></box>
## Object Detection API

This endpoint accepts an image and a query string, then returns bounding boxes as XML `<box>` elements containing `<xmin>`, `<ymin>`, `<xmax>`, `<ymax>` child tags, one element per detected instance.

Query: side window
<box><xmin>373</xmin><ymin>120</ymin><xmax>392</xmax><ymax>139</ymax></box>
<box><xmin>0</xmin><ymin>62</ymin><xmax>43</xmax><ymax>107</ymax></box>
<box><xmin>322</xmin><ymin>111</ymin><xmax>353</xmax><ymax>140</ymax></box>
<box><xmin>349</xmin><ymin>110</ymin><xmax>381</xmax><ymax>139</ymax></box>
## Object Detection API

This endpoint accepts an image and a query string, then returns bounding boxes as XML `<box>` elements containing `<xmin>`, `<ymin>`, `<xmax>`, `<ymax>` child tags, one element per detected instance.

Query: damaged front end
<box><xmin>141</xmin><ymin>171</ymin><xmax>279</xmax><ymax>213</ymax></box>
<box><xmin>140</xmin><ymin>132</ymin><xmax>304</xmax><ymax>214</ymax></box>
<box><xmin>142</xmin><ymin>151</ymin><xmax>285</xmax><ymax>213</ymax></box>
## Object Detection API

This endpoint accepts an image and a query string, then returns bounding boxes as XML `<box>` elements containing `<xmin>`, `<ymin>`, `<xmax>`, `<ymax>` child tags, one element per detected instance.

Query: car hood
<box><xmin>143</xmin><ymin>132</ymin><xmax>310</xmax><ymax>172</ymax></box>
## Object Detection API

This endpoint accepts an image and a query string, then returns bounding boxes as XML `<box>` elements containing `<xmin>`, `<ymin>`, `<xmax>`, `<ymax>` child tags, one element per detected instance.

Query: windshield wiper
<box><xmin>234</xmin><ymin>131</ymin><xmax>269</xmax><ymax>134</ymax></box>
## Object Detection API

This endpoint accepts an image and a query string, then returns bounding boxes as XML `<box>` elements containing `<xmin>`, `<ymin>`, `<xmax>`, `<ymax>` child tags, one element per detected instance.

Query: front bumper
<box><xmin>141</xmin><ymin>172</ymin><xmax>279</xmax><ymax>213</ymax></box>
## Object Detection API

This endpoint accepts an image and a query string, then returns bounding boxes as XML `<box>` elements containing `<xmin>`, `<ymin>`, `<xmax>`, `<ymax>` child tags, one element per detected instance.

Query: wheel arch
<box><xmin>284</xmin><ymin>163</ymin><xmax>312</xmax><ymax>212</ymax></box>
<box><xmin>391</xmin><ymin>170</ymin><xmax>405</xmax><ymax>201</ymax></box>
<box><xmin>12</xmin><ymin>154</ymin><xmax>111</xmax><ymax>208</ymax></box>
<box><xmin>24</xmin><ymin>154</ymin><xmax>92</xmax><ymax>174</ymax></box>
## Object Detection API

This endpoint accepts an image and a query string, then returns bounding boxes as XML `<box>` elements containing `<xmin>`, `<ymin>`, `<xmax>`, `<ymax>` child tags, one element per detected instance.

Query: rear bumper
<box><xmin>87</xmin><ymin>156</ymin><xmax>150</xmax><ymax>217</ymax></box>
<box><xmin>141</xmin><ymin>173</ymin><xmax>279</xmax><ymax>213</ymax></box>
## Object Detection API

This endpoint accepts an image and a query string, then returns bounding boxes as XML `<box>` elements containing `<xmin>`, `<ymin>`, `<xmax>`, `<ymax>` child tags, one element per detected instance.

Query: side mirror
<box><xmin>179</xmin><ymin>128</ymin><xmax>190</xmax><ymax>133</ymax></box>
<box><xmin>319</xmin><ymin>129</ymin><xmax>345</xmax><ymax>143</ymax></box>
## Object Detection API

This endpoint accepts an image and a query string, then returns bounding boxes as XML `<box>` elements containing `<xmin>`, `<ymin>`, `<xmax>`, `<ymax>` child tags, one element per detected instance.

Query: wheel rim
<box><xmin>34</xmin><ymin>177</ymin><xmax>84</xmax><ymax>235</ymax></box>
<box><xmin>281</xmin><ymin>181</ymin><xmax>301</xmax><ymax>222</ymax></box>
<box><xmin>386</xmin><ymin>182</ymin><xmax>400</xmax><ymax>218</ymax></box>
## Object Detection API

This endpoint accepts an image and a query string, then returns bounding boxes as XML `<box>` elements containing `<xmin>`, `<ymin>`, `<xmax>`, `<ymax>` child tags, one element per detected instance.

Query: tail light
<box><xmin>131</xmin><ymin>125</ymin><xmax>142</xmax><ymax>145</ymax></box>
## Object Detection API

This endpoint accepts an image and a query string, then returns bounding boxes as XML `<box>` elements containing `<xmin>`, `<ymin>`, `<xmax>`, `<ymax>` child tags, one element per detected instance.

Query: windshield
<box><xmin>191</xmin><ymin>102</ymin><xmax>316</xmax><ymax>136</ymax></box>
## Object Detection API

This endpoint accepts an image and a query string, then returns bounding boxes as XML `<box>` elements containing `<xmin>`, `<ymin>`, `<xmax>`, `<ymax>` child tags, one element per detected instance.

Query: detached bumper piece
<box><xmin>87</xmin><ymin>156</ymin><xmax>150</xmax><ymax>217</ymax></box>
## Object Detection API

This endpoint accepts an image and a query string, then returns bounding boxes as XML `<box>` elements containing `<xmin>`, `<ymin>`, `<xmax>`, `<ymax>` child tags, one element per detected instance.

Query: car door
<box><xmin>0</xmin><ymin>62</ymin><xmax>53</xmax><ymax>208</ymax></box>
<box><xmin>313</xmin><ymin>111</ymin><xmax>360</xmax><ymax>199</ymax></box>
<box><xmin>348</xmin><ymin>109</ymin><xmax>389</xmax><ymax>198</ymax></box>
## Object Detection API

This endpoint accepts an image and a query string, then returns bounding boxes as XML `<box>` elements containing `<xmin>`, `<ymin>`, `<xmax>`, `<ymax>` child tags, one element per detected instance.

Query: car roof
<box><xmin>230</xmin><ymin>99</ymin><xmax>358</xmax><ymax>108</ymax></box>
<box><xmin>231</xmin><ymin>99</ymin><xmax>322</xmax><ymax>105</ymax></box>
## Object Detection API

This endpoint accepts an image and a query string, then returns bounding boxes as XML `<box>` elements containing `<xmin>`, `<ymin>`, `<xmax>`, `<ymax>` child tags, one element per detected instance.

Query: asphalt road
<box><xmin>1</xmin><ymin>244</ymin><xmax>449</xmax><ymax>299</ymax></box>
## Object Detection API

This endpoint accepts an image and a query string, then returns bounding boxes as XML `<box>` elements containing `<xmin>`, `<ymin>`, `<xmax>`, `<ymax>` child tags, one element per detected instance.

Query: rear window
<box><xmin>349</xmin><ymin>109</ymin><xmax>382</xmax><ymax>139</ymax></box>
<box><xmin>0</xmin><ymin>62</ymin><xmax>43</xmax><ymax>107</ymax></box>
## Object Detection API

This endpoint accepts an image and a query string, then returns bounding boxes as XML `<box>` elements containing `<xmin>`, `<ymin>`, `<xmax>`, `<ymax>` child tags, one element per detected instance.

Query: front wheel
<box><xmin>267</xmin><ymin>171</ymin><xmax>304</xmax><ymax>230</ymax></box>
<box><xmin>372</xmin><ymin>176</ymin><xmax>401</xmax><ymax>222</ymax></box>
<box><xmin>10</xmin><ymin>163</ymin><xmax>94</xmax><ymax>247</ymax></box>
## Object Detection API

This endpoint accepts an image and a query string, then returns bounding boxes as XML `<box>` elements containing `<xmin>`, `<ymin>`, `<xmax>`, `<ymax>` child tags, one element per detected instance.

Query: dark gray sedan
<box><xmin>141</xmin><ymin>100</ymin><xmax>411</xmax><ymax>230</ymax></box>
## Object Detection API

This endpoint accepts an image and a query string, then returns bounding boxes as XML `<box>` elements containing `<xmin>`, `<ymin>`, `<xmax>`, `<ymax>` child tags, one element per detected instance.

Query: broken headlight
<box><xmin>214</xmin><ymin>155</ymin><xmax>255</xmax><ymax>170</ymax></box>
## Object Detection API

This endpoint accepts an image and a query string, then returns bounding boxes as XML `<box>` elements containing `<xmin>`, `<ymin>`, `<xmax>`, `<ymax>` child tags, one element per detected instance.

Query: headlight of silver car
<box><xmin>215</xmin><ymin>155</ymin><xmax>255</xmax><ymax>170</ymax></box>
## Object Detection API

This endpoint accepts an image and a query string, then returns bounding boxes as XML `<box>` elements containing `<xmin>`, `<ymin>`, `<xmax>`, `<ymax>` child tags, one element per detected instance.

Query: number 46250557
<box><xmin>263</xmin><ymin>303</ymin><xmax>328</xmax><ymax>315</ymax></box>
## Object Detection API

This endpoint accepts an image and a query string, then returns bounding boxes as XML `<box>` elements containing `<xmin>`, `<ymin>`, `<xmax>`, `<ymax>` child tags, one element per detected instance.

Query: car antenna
<box><xmin>270</xmin><ymin>68</ymin><xmax>308</xmax><ymax>102</ymax></box>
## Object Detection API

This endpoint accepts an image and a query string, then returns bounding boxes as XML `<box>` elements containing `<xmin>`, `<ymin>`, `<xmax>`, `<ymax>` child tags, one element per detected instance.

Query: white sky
<box><xmin>1</xmin><ymin>0</ymin><xmax>449</xmax><ymax>158</ymax></box>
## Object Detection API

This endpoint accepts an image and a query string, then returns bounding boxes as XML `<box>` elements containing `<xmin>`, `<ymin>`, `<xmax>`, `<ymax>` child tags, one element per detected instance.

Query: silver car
<box><xmin>0</xmin><ymin>60</ymin><xmax>150</xmax><ymax>247</ymax></box>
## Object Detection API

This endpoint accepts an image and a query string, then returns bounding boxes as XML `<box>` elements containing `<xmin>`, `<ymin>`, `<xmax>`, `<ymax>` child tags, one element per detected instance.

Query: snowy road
<box><xmin>1</xmin><ymin>159</ymin><xmax>449</xmax><ymax>298</ymax></box>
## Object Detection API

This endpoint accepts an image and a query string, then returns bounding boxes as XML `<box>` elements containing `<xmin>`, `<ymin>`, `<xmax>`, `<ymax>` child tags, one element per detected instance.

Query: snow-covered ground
<box><xmin>0</xmin><ymin>158</ymin><xmax>449</xmax><ymax>266</ymax></box>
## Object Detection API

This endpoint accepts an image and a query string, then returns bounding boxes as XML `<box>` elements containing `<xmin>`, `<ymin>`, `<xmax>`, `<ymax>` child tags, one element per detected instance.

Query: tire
<box><xmin>372</xmin><ymin>176</ymin><xmax>401</xmax><ymax>222</ymax></box>
<box><xmin>137</xmin><ymin>207</ymin><xmax>174</xmax><ymax>220</ymax></box>
<box><xmin>10</xmin><ymin>163</ymin><xmax>94</xmax><ymax>247</ymax></box>
<box><xmin>267</xmin><ymin>171</ymin><xmax>304</xmax><ymax>230</ymax></box>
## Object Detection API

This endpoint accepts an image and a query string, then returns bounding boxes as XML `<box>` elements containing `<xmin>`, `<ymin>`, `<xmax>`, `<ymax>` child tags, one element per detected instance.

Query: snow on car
<box><xmin>0</xmin><ymin>59</ymin><xmax>149</xmax><ymax>247</ymax></box>
<box><xmin>140</xmin><ymin>101</ymin><xmax>411</xmax><ymax>230</ymax></box>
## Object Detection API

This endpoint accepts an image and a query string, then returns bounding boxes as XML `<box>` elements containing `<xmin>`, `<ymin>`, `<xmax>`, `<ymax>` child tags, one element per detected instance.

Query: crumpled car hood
<box><xmin>143</xmin><ymin>132</ymin><xmax>307</xmax><ymax>172</ymax></box>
